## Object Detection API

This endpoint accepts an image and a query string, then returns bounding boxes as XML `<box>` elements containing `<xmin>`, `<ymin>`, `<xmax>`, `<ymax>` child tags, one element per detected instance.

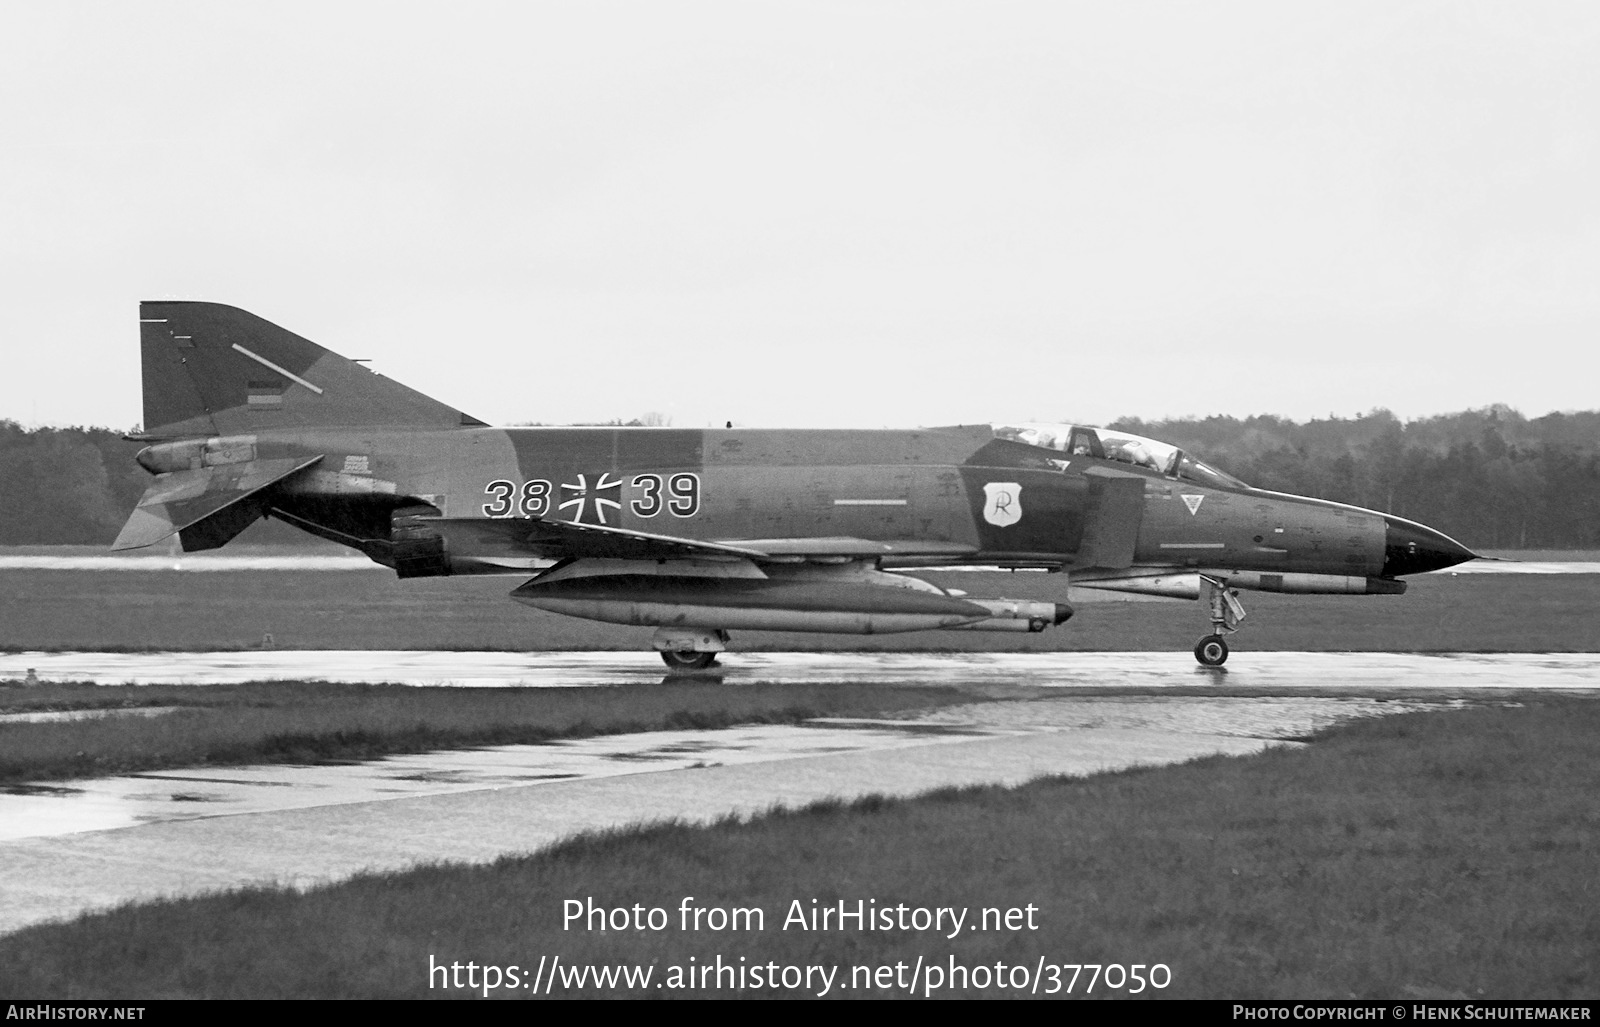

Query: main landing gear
<box><xmin>1195</xmin><ymin>576</ymin><xmax>1246</xmax><ymax>667</ymax></box>
<box><xmin>661</xmin><ymin>649</ymin><xmax>718</xmax><ymax>671</ymax></box>
<box><xmin>653</xmin><ymin>627</ymin><xmax>729</xmax><ymax>673</ymax></box>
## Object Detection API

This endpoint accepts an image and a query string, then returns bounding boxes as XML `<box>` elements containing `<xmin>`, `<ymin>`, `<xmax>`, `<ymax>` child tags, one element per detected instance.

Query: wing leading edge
<box><xmin>430</xmin><ymin>517</ymin><xmax>980</xmax><ymax>566</ymax></box>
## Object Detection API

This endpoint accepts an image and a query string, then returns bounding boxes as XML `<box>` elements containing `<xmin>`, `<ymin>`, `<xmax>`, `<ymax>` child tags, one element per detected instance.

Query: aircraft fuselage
<box><xmin>137</xmin><ymin>423</ymin><xmax>1439</xmax><ymax>585</ymax></box>
<box><xmin>121</xmin><ymin>300</ymin><xmax>1478</xmax><ymax>666</ymax></box>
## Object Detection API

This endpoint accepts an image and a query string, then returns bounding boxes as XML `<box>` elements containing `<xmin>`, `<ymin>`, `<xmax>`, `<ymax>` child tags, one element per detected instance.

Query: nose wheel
<box><xmin>1195</xmin><ymin>575</ymin><xmax>1245</xmax><ymax>667</ymax></box>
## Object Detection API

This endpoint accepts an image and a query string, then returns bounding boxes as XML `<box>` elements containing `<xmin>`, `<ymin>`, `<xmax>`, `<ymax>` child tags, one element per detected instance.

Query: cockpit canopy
<box><xmin>992</xmin><ymin>423</ymin><xmax>1248</xmax><ymax>490</ymax></box>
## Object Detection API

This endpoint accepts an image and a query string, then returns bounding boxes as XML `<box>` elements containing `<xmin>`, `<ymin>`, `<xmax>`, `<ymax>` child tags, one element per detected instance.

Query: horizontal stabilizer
<box><xmin>112</xmin><ymin>456</ymin><xmax>324</xmax><ymax>552</ymax></box>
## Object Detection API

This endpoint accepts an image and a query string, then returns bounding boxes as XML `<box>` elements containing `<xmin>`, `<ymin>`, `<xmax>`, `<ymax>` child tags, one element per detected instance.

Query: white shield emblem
<box><xmin>1181</xmin><ymin>494</ymin><xmax>1204</xmax><ymax>515</ymax></box>
<box><xmin>982</xmin><ymin>482</ymin><xmax>1023</xmax><ymax>527</ymax></box>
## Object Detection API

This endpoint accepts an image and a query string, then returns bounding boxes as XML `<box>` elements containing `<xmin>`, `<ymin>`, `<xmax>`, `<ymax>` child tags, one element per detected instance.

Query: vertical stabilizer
<box><xmin>139</xmin><ymin>301</ymin><xmax>485</xmax><ymax>437</ymax></box>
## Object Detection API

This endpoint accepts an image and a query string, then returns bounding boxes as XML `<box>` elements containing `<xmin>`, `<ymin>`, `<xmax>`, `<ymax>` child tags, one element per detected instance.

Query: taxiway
<box><xmin>1</xmin><ymin>651</ymin><xmax>1595</xmax><ymax>937</ymax></box>
<box><xmin>4</xmin><ymin>649</ymin><xmax>1600</xmax><ymax>689</ymax></box>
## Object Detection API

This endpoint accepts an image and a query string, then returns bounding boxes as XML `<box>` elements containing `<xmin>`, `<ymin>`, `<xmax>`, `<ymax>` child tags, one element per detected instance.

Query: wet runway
<box><xmin>5</xmin><ymin>649</ymin><xmax>1599</xmax><ymax>690</ymax></box>
<box><xmin>2</xmin><ymin>650</ymin><xmax>1595</xmax><ymax>937</ymax></box>
<box><xmin>0</xmin><ymin>694</ymin><xmax>1444</xmax><ymax>937</ymax></box>
<box><xmin>0</xmin><ymin>721</ymin><xmax>991</xmax><ymax>842</ymax></box>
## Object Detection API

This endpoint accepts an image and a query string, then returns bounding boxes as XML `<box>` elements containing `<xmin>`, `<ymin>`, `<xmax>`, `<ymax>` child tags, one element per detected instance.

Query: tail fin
<box><xmin>139</xmin><ymin>301</ymin><xmax>486</xmax><ymax>437</ymax></box>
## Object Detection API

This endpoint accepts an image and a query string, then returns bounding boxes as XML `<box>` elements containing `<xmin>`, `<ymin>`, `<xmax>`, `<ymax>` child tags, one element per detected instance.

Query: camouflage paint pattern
<box><xmin>120</xmin><ymin>302</ymin><xmax>1476</xmax><ymax>641</ymax></box>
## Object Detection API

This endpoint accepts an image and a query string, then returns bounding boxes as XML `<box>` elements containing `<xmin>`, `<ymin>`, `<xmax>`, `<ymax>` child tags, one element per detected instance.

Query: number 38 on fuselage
<box><xmin>117</xmin><ymin>302</ymin><xmax>1477</xmax><ymax>669</ymax></box>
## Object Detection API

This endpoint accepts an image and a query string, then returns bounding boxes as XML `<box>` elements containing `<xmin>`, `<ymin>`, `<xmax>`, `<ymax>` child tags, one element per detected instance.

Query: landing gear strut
<box><xmin>652</xmin><ymin>627</ymin><xmax>729</xmax><ymax>673</ymax></box>
<box><xmin>1195</xmin><ymin>576</ymin><xmax>1246</xmax><ymax>667</ymax></box>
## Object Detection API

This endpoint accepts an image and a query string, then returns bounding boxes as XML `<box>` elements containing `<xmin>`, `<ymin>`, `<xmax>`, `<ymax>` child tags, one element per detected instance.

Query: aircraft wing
<box><xmin>440</xmin><ymin>517</ymin><xmax>773</xmax><ymax>562</ymax></box>
<box><xmin>731</xmin><ymin>537</ymin><xmax>980</xmax><ymax>560</ymax></box>
<box><xmin>113</xmin><ymin>456</ymin><xmax>325</xmax><ymax>552</ymax></box>
<box><xmin>436</xmin><ymin>520</ymin><xmax>979</xmax><ymax>565</ymax></box>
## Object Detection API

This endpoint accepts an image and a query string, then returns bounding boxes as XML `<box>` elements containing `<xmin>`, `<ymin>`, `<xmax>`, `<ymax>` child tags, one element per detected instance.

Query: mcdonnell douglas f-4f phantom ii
<box><xmin>116</xmin><ymin>302</ymin><xmax>1478</xmax><ymax>669</ymax></box>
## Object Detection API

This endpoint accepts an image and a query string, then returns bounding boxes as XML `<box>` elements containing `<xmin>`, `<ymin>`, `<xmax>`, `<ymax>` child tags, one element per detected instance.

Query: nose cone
<box><xmin>1382</xmin><ymin>517</ymin><xmax>1477</xmax><ymax>577</ymax></box>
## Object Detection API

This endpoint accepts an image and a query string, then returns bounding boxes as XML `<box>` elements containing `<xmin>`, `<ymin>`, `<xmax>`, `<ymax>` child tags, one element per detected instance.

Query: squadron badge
<box><xmin>982</xmin><ymin>482</ymin><xmax>1023</xmax><ymax>527</ymax></box>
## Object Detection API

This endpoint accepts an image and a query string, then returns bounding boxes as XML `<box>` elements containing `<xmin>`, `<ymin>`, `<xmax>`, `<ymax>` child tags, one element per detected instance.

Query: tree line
<box><xmin>2</xmin><ymin>407</ymin><xmax>1596</xmax><ymax>549</ymax></box>
<box><xmin>1112</xmin><ymin>407</ymin><xmax>1600</xmax><ymax>549</ymax></box>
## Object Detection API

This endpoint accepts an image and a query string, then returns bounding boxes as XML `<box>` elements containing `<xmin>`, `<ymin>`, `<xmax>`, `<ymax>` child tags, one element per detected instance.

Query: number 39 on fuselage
<box><xmin>116</xmin><ymin>302</ymin><xmax>1477</xmax><ymax>669</ymax></box>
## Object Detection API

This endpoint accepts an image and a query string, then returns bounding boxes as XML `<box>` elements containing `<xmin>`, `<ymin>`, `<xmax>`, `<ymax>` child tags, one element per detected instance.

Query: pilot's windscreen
<box><xmin>1176</xmin><ymin>454</ymin><xmax>1248</xmax><ymax>489</ymax></box>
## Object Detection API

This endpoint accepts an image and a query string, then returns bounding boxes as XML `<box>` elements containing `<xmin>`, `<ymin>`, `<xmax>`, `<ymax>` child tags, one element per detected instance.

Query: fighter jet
<box><xmin>116</xmin><ymin>302</ymin><xmax>1478</xmax><ymax>668</ymax></box>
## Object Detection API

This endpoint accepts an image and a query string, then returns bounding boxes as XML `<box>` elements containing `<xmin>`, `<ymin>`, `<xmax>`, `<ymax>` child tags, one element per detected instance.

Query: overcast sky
<box><xmin>4</xmin><ymin>1</ymin><xmax>1597</xmax><ymax>432</ymax></box>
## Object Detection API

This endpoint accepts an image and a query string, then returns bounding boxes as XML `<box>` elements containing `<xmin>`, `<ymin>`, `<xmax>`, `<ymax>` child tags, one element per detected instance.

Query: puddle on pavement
<box><xmin>904</xmin><ymin>696</ymin><xmax>1472</xmax><ymax>740</ymax></box>
<box><xmin>0</xmin><ymin>694</ymin><xmax>1483</xmax><ymax>843</ymax></box>
<box><xmin>124</xmin><ymin>774</ymin><xmax>301</xmax><ymax>788</ymax></box>
<box><xmin>0</xmin><ymin>721</ymin><xmax>966</xmax><ymax>841</ymax></box>
<box><xmin>389</xmin><ymin>770</ymin><xmax>477</xmax><ymax>783</ymax></box>
<box><xmin>2</xmin><ymin>783</ymin><xmax>85</xmax><ymax>797</ymax></box>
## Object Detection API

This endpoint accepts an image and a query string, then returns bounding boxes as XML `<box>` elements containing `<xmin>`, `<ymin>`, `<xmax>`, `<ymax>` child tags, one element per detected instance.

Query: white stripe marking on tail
<box><xmin>230</xmin><ymin>343</ymin><xmax>325</xmax><ymax>395</ymax></box>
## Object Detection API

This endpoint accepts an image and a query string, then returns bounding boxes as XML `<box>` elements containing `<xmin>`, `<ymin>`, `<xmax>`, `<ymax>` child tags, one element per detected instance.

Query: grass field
<box><xmin>3</xmin><ymin>564</ymin><xmax>1599</xmax><ymax>652</ymax></box>
<box><xmin>3</xmin><ymin>699</ymin><xmax>1595</xmax><ymax>999</ymax></box>
<box><xmin>0</xmin><ymin>681</ymin><xmax>966</xmax><ymax>784</ymax></box>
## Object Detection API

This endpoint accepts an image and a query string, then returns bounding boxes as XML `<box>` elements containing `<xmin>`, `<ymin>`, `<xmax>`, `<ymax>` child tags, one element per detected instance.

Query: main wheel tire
<box><xmin>1194</xmin><ymin>634</ymin><xmax>1229</xmax><ymax>667</ymax></box>
<box><xmin>661</xmin><ymin>649</ymin><xmax>718</xmax><ymax>671</ymax></box>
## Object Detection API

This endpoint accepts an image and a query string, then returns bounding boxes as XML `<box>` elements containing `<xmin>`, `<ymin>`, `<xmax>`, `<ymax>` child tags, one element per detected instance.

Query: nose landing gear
<box><xmin>1195</xmin><ymin>575</ymin><xmax>1246</xmax><ymax>667</ymax></box>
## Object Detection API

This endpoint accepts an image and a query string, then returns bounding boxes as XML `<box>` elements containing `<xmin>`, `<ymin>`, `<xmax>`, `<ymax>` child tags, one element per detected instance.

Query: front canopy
<box><xmin>992</xmin><ymin>423</ymin><xmax>1248</xmax><ymax>490</ymax></box>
